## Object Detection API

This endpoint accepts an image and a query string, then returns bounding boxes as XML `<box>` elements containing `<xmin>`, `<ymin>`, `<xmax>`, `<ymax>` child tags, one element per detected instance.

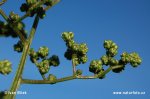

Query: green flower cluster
<box><xmin>49</xmin><ymin>55</ymin><xmax>60</xmax><ymax>67</ymax></box>
<box><xmin>0</xmin><ymin>20</ymin><xmax>26</xmax><ymax>38</ymax></box>
<box><xmin>89</xmin><ymin>60</ymin><xmax>105</xmax><ymax>79</ymax></box>
<box><xmin>20</xmin><ymin>0</ymin><xmax>52</xmax><ymax>19</ymax></box>
<box><xmin>14</xmin><ymin>41</ymin><xmax>23</xmax><ymax>53</ymax></box>
<box><xmin>9</xmin><ymin>12</ymin><xmax>27</xmax><ymax>38</ymax></box>
<box><xmin>37</xmin><ymin>59</ymin><xmax>50</xmax><ymax>74</ymax></box>
<box><xmin>47</xmin><ymin>74</ymin><xmax>57</xmax><ymax>84</ymax></box>
<box><xmin>104</xmin><ymin>40</ymin><xmax>118</xmax><ymax>57</ymax></box>
<box><xmin>89</xmin><ymin>60</ymin><xmax>103</xmax><ymax>74</ymax></box>
<box><xmin>76</xmin><ymin>69</ymin><xmax>83</xmax><ymax>76</ymax></box>
<box><xmin>101</xmin><ymin>55</ymin><xmax>119</xmax><ymax>66</ymax></box>
<box><xmin>121</xmin><ymin>52</ymin><xmax>142</xmax><ymax>67</ymax></box>
<box><xmin>0</xmin><ymin>60</ymin><xmax>12</xmax><ymax>75</ymax></box>
<box><xmin>38</xmin><ymin>46</ymin><xmax>49</xmax><ymax>58</ymax></box>
<box><xmin>29</xmin><ymin>46</ymin><xmax>60</xmax><ymax>74</ymax></box>
<box><xmin>62</xmin><ymin>32</ymin><xmax>88</xmax><ymax>66</ymax></box>
<box><xmin>89</xmin><ymin>40</ymin><xmax>142</xmax><ymax>75</ymax></box>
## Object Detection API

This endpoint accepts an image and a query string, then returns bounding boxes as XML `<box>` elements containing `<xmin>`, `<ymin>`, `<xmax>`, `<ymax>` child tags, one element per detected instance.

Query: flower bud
<box><xmin>101</xmin><ymin>55</ymin><xmax>109</xmax><ymax>65</ymax></box>
<box><xmin>20</xmin><ymin>3</ymin><xmax>29</xmax><ymax>12</ymax></box>
<box><xmin>49</xmin><ymin>55</ymin><xmax>60</xmax><ymax>67</ymax></box>
<box><xmin>62</xmin><ymin>32</ymin><xmax>74</xmax><ymax>42</ymax></box>
<box><xmin>109</xmin><ymin>58</ymin><xmax>119</xmax><ymax>65</ymax></box>
<box><xmin>37</xmin><ymin>60</ymin><xmax>50</xmax><ymax>74</ymax></box>
<box><xmin>107</xmin><ymin>48</ymin><xmax>118</xmax><ymax>57</ymax></box>
<box><xmin>66</xmin><ymin>40</ymin><xmax>75</xmax><ymax>48</ymax></box>
<box><xmin>129</xmin><ymin>52</ymin><xmax>142</xmax><ymax>67</ymax></box>
<box><xmin>44</xmin><ymin>0</ymin><xmax>52</xmax><ymax>6</ymax></box>
<box><xmin>38</xmin><ymin>46</ymin><xmax>49</xmax><ymax>58</ymax></box>
<box><xmin>73</xmin><ymin>57</ymin><xmax>80</xmax><ymax>66</ymax></box>
<box><xmin>0</xmin><ymin>60</ymin><xmax>12</xmax><ymax>75</ymax></box>
<box><xmin>76</xmin><ymin>69</ymin><xmax>83</xmax><ymax>76</ymax></box>
<box><xmin>103</xmin><ymin>40</ymin><xmax>112</xmax><ymax>50</ymax></box>
<box><xmin>26</xmin><ymin>0</ymin><xmax>37</xmax><ymax>5</ymax></box>
<box><xmin>47</xmin><ymin>74</ymin><xmax>57</xmax><ymax>84</ymax></box>
<box><xmin>120</xmin><ymin>52</ymin><xmax>130</xmax><ymax>64</ymax></box>
<box><xmin>89</xmin><ymin>60</ymin><xmax>103</xmax><ymax>74</ymax></box>
<box><xmin>64</xmin><ymin>49</ymin><xmax>73</xmax><ymax>60</ymax></box>
<box><xmin>80</xmin><ymin>55</ymin><xmax>88</xmax><ymax>64</ymax></box>
<box><xmin>9</xmin><ymin>12</ymin><xmax>20</xmax><ymax>21</ymax></box>
<box><xmin>14</xmin><ymin>41</ymin><xmax>23</xmax><ymax>53</ymax></box>
<box><xmin>37</xmin><ymin>7</ymin><xmax>46</xmax><ymax>19</ymax></box>
<box><xmin>78</xmin><ymin>43</ymin><xmax>88</xmax><ymax>54</ymax></box>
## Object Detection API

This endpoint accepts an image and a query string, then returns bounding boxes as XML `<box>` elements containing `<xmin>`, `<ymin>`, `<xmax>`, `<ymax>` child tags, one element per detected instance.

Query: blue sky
<box><xmin>0</xmin><ymin>0</ymin><xmax>150</xmax><ymax>99</ymax></box>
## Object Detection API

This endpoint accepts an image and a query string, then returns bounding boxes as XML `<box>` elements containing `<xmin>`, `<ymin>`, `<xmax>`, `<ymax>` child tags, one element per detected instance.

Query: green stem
<box><xmin>5</xmin><ymin>15</ymin><xmax>40</xmax><ymax>99</ymax></box>
<box><xmin>21</xmin><ymin>76</ymin><xmax>76</xmax><ymax>84</ymax></box>
<box><xmin>21</xmin><ymin>65</ymin><xmax>124</xmax><ymax>85</ymax></box>
<box><xmin>0</xmin><ymin>8</ymin><xmax>9</xmax><ymax>21</ymax></box>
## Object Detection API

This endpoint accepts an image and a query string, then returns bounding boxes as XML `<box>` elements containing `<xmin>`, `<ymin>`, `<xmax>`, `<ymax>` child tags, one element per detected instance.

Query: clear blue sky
<box><xmin>0</xmin><ymin>0</ymin><xmax>150</xmax><ymax>99</ymax></box>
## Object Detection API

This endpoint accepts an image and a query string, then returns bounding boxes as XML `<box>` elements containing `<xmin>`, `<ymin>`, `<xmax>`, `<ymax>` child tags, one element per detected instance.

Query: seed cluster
<box><xmin>89</xmin><ymin>40</ymin><xmax>142</xmax><ymax>76</ymax></box>
<box><xmin>20</xmin><ymin>0</ymin><xmax>52</xmax><ymax>19</ymax></box>
<box><xmin>0</xmin><ymin>60</ymin><xmax>12</xmax><ymax>75</ymax></box>
<box><xmin>62</xmin><ymin>32</ymin><xmax>88</xmax><ymax>66</ymax></box>
<box><xmin>29</xmin><ymin>46</ymin><xmax>60</xmax><ymax>74</ymax></box>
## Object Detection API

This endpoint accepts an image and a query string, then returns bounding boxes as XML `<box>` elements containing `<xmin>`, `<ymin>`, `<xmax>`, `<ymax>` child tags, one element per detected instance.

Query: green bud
<box><xmin>89</xmin><ymin>60</ymin><xmax>103</xmax><ymax>74</ymax></box>
<box><xmin>71</xmin><ymin>43</ymin><xmax>79</xmax><ymax>52</ymax></box>
<box><xmin>0</xmin><ymin>60</ymin><xmax>12</xmax><ymax>75</ymax></box>
<box><xmin>66</xmin><ymin>40</ymin><xmax>75</xmax><ymax>48</ymax></box>
<box><xmin>29</xmin><ymin>48</ymin><xmax>39</xmax><ymax>63</ymax></box>
<box><xmin>73</xmin><ymin>57</ymin><xmax>80</xmax><ymax>66</ymax></box>
<box><xmin>49</xmin><ymin>55</ymin><xmax>60</xmax><ymax>67</ymax></box>
<box><xmin>129</xmin><ymin>52</ymin><xmax>142</xmax><ymax>67</ymax></box>
<box><xmin>20</xmin><ymin>3</ymin><xmax>29</xmax><ymax>12</ymax></box>
<box><xmin>109</xmin><ymin>58</ymin><xmax>119</xmax><ymax>65</ymax></box>
<box><xmin>64</xmin><ymin>49</ymin><xmax>73</xmax><ymax>60</ymax></box>
<box><xmin>26</xmin><ymin>0</ymin><xmax>37</xmax><ymax>5</ymax></box>
<box><xmin>120</xmin><ymin>52</ymin><xmax>130</xmax><ymax>64</ymax></box>
<box><xmin>78</xmin><ymin>43</ymin><xmax>88</xmax><ymax>54</ymax></box>
<box><xmin>9</xmin><ymin>12</ymin><xmax>20</xmax><ymax>21</ymax></box>
<box><xmin>62</xmin><ymin>32</ymin><xmax>74</xmax><ymax>42</ymax></box>
<box><xmin>101</xmin><ymin>55</ymin><xmax>109</xmax><ymax>65</ymax></box>
<box><xmin>107</xmin><ymin>48</ymin><xmax>118</xmax><ymax>57</ymax></box>
<box><xmin>37</xmin><ymin>60</ymin><xmax>50</xmax><ymax>74</ymax></box>
<box><xmin>80</xmin><ymin>55</ymin><xmax>88</xmax><ymax>64</ymax></box>
<box><xmin>17</xmin><ymin>22</ymin><xmax>25</xmax><ymax>31</ymax></box>
<box><xmin>14</xmin><ymin>41</ymin><xmax>23</xmax><ymax>53</ymax></box>
<box><xmin>47</xmin><ymin>74</ymin><xmax>57</xmax><ymax>84</ymax></box>
<box><xmin>76</xmin><ymin>69</ymin><xmax>83</xmax><ymax>76</ymax></box>
<box><xmin>103</xmin><ymin>40</ymin><xmax>113</xmax><ymax>50</ymax></box>
<box><xmin>37</xmin><ymin>7</ymin><xmax>46</xmax><ymax>19</ymax></box>
<box><xmin>38</xmin><ymin>46</ymin><xmax>49</xmax><ymax>58</ymax></box>
<box><xmin>44</xmin><ymin>0</ymin><xmax>52</xmax><ymax>6</ymax></box>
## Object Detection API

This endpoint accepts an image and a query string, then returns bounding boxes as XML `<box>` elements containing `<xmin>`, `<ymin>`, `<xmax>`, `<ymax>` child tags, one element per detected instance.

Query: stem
<box><xmin>5</xmin><ymin>15</ymin><xmax>40</xmax><ymax>99</ymax></box>
<box><xmin>0</xmin><ymin>8</ymin><xmax>9</xmax><ymax>21</ymax></box>
<box><xmin>21</xmin><ymin>76</ymin><xmax>76</xmax><ymax>84</ymax></box>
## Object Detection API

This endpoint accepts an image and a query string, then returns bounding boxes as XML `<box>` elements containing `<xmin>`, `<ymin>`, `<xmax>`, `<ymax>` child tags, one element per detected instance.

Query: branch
<box><xmin>21</xmin><ymin>65</ymin><xmax>124</xmax><ymax>85</ymax></box>
<box><xmin>5</xmin><ymin>15</ymin><xmax>40</xmax><ymax>99</ymax></box>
